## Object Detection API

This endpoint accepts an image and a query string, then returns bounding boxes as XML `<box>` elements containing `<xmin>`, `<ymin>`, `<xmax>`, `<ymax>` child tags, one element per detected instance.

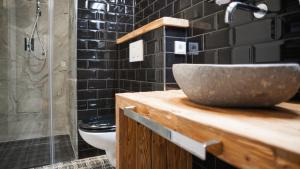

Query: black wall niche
<box><xmin>77</xmin><ymin>0</ymin><xmax>134</xmax><ymax>158</ymax></box>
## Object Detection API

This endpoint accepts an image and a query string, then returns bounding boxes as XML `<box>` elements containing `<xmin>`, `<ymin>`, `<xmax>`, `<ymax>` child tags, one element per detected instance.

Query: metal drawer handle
<box><xmin>123</xmin><ymin>106</ymin><xmax>223</xmax><ymax>160</ymax></box>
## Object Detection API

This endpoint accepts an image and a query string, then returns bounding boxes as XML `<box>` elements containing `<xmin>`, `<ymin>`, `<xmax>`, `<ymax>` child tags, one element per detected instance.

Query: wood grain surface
<box><xmin>116</xmin><ymin>17</ymin><xmax>189</xmax><ymax>44</ymax></box>
<box><xmin>116</xmin><ymin>90</ymin><xmax>300</xmax><ymax>169</ymax></box>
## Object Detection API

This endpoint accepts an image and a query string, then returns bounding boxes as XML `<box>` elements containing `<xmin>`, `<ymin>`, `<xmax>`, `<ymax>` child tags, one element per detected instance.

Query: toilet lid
<box><xmin>79</xmin><ymin>116</ymin><xmax>116</xmax><ymax>132</ymax></box>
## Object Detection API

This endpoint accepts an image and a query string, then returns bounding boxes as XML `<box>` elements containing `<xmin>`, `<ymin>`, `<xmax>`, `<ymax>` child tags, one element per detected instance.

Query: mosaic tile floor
<box><xmin>0</xmin><ymin>135</ymin><xmax>75</xmax><ymax>169</ymax></box>
<box><xmin>34</xmin><ymin>155</ymin><xmax>115</xmax><ymax>169</ymax></box>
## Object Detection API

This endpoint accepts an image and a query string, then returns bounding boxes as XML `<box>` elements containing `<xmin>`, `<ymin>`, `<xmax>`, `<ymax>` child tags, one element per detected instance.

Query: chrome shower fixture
<box><xmin>225</xmin><ymin>2</ymin><xmax>268</xmax><ymax>23</ymax></box>
<box><xmin>24</xmin><ymin>0</ymin><xmax>46</xmax><ymax>58</ymax></box>
<box><xmin>36</xmin><ymin>0</ymin><xmax>42</xmax><ymax>16</ymax></box>
<box><xmin>25</xmin><ymin>36</ymin><xmax>34</xmax><ymax>52</ymax></box>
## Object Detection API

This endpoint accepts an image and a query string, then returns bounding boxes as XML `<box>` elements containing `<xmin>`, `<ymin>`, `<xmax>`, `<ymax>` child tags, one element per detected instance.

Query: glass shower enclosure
<box><xmin>0</xmin><ymin>0</ymin><xmax>78</xmax><ymax>168</ymax></box>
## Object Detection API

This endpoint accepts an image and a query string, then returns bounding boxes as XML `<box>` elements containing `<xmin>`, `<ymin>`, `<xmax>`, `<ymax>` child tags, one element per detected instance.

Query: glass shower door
<box><xmin>0</xmin><ymin>0</ymin><xmax>52</xmax><ymax>168</ymax></box>
<box><xmin>0</xmin><ymin>0</ymin><xmax>77</xmax><ymax>168</ymax></box>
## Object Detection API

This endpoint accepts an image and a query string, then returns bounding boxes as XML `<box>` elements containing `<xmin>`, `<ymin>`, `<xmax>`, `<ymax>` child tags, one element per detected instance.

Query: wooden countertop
<box><xmin>116</xmin><ymin>17</ymin><xmax>189</xmax><ymax>44</ymax></box>
<box><xmin>116</xmin><ymin>90</ymin><xmax>300</xmax><ymax>169</ymax></box>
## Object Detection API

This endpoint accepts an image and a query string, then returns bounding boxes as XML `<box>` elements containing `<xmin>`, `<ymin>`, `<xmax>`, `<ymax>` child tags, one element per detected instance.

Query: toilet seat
<box><xmin>79</xmin><ymin>116</ymin><xmax>116</xmax><ymax>133</ymax></box>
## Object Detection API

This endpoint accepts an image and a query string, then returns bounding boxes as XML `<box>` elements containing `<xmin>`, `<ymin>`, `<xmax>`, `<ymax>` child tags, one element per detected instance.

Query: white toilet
<box><xmin>78</xmin><ymin>116</ymin><xmax>116</xmax><ymax>167</ymax></box>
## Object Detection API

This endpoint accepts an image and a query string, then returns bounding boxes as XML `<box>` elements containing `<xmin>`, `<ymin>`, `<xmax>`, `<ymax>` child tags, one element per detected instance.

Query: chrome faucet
<box><xmin>207</xmin><ymin>0</ymin><xmax>300</xmax><ymax>23</ymax></box>
<box><xmin>225</xmin><ymin>1</ymin><xmax>268</xmax><ymax>23</ymax></box>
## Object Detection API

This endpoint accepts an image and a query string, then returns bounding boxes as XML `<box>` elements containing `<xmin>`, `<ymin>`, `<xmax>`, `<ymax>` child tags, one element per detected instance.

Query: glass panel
<box><xmin>0</xmin><ymin>0</ymin><xmax>78</xmax><ymax>167</ymax></box>
<box><xmin>51</xmin><ymin>0</ymin><xmax>77</xmax><ymax>163</ymax></box>
<box><xmin>0</xmin><ymin>0</ymin><xmax>51</xmax><ymax>168</ymax></box>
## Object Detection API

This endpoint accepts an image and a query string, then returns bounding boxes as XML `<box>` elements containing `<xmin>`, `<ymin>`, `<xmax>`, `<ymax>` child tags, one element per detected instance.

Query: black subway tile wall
<box><xmin>118</xmin><ymin>27</ymin><xmax>165</xmax><ymax>93</ymax></box>
<box><xmin>135</xmin><ymin>0</ymin><xmax>300</xmax><ymax>64</ymax></box>
<box><xmin>75</xmin><ymin>0</ymin><xmax>300</xmax><ymax>164</ymax></box>
<box><xmin>165</xmin><ymin>27</ymin><xmax>188</xmax><ymax>89</ymax></box>
<box><xmin>118</xmin><ymin>26</ymin><xmax>188</xmax><ymax>91</ymax></box>
<box><xmin>77</xmin><ymin>0</ymin><xmax>133</xmax><ymax>158</ymax></box>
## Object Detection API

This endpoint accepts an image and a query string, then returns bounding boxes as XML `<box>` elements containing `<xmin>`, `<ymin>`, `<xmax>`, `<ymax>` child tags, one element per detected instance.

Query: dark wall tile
<box><xmin>98</xmin><ymin>89</ymin><xmax>116</xmax><ymax>99</ymax></box>
<box><xmin>77</xmin><ymin>90</ymin><xmax>97</xmax><ymax>100</ymax></box>
<box><xmin>76</xmin><ymin>0</ymin><xmax>134</xmax><ymax>158</ymax></box>
<box><xmin>139</xmin><ymin>0</ymin><xmax>148</xmax><ymax>9</ymax></box>
<box><xmin>203</xmin><ymin>1</ymin><xmax>224</xmax><ymax>16</ymax></box>
<box><xmin>77</xmin><ymin>70</ymin><xmax>97</xmax><ymax>80</ymax></box>
<box><xmin>78</xmin><ymin>9</ymin><xmax>97</xmax><ymax>20</ymax></box>
<box><xmin>282</xmin><ymin>39</ymin><xmax>300</xmax><ymax>62</ymax></box>
<box><xmin>184</xmin><ymin>2</ymin><xmax>203</xmax><ymax>20</ymax></box>
<box><xmin>233</xmin><ymin>19</ymin><xmax>277</xmax><ymax>46</ymax></box>
<box><xmin>160</xmin><ymin>3</ymin><xmax>174</xmax><ymax>17</ymax></box>
<box><xmin>261</xmin><ymin>0</ymin><xmax>281</xmax><ymax>12</ymax></box>
<box><xmin>174</xmin><ymin>0</ymin><xmax>191</xmax><ymax>13</ymax></box>
<box><xmin>154</xmin><ymin>0</ymin><xmax>166</xmax><ymax>11</ymax></box>
<box><xmin>218</xmin><ymin>48</ymin><xmax>232</xmax><ymax>64</ymax></box>
<box><xmin>77</xmin><ymin>101</ymin><xmax>88</xmax><ymax>110</ymax></box>
<box><xmin>88</xmin><ymin>80</ymin><xmax>107</xmax><ymax>89</ymax></box>
<box><xmin>144</xmin><ymin>4</ymin><xmax>154</xmax><ymax>17</ymax></box>
<box><xmin>283</xmin><ymin>0</ymin><xmax>300</xmax><ymax>12</ymax></box>
<box><xmin>232</xmin><ymin>46</ymin><xmax>252</xmax><ymax>64</ymax></box>
<box><xmin>78</xmin><ymin>110</ymin><xmax>98</xmax><ymax>121</ymax></box>
<box><xmin>77</xmin><ymin>80</ymin><xmax>88</xmax><ymax>90</ymax></box>
<box><xmin>217</xmin><ymin>11</ymin><xmax>228</xmax><ymax>29</ymax></box>
<box><xmin>89</xmin><ymin>20</ymin><xmax>106</xmax><ymax>30</ymax></box>
<box><xmin>88</xmin><ymin>1</ymin><xmax>107</xmax><ymax>11</ymax></box>
<box><xmin>193</xmin><ymin>50</ymin><xmax>217</xmax><ymax>64</ymax></box>
<box><xmin>78</xmin><ymin>20</ymin><xmax>88</xmax><ymax>29</ymax></box>
<box><xmin>282</xmin><ymin>12</ymin><xmax>300</xmax><ymax>38</ymax></box>
<box><xmin>227</xmin><ymin>10</ymin><xmax>253</xmax><ymax>26</ymax></box>
<box><xmin>165</xmin><ymin>27</ymin><xmax>187</xmax><ymax>37</ymax></box>
<box><xmin>254</xmin><ymin>41</ymin><xmax>283</xmax><ymax>63</ymax></box>
<box><xmin>77</xmin><ymin>60</ymin><xmax>87</xmax><ymax>69</ymax></box>
<box><xmin>192</xmin><ymin>0</ymin><xmax>203</xmax><ymax>5</ymax></box>
<box><xmin>166</xmin><ymin>68</ymin><xmax>176</xmax><ymax>83</ymax></box>
<box><xmin>78</xmin><ymin>0</ymin><xmax>88</xmax><ymax>9</ymax></box>
<box><xmin>192</xmin><ymin>15</ymin><xmax>216</xmax><ymax>35</ymax></box>
<box><xmin>77</xmin><ymin>40</ymin><xmax>88</xmax><ymax>49</ymax></box>
<box><xmin>166</xmin><ymin>53</ymin><xmax>186</xmax><ymax>67</ymax></box>
<box><xmin>149</xmin><ymin>12</ymin><xmax>160</xmax><ymax>22</ymax></box>
<box><xmin>204</xmin><ymin>29</ymin><xmax>231</xmax><ymax>49</ymax></box>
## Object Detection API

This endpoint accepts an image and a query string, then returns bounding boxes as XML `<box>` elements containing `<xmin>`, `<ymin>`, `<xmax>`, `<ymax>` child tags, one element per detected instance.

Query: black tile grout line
<box><xmin>163</xmin><ymin>26</ymin><xmax>167</xmax><ymax>91</ymax></box>
<box><xmin>0</xmin><ymin>135</ymin><xmax>75</xmax><ymax>169</ymax></box>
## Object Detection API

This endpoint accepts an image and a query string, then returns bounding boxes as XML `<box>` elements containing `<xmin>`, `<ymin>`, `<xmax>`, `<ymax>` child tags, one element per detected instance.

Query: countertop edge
<box><xmin>115</xmin><ymin>91</ymin><xmax>300</xmax><ymax>168</ymax></box>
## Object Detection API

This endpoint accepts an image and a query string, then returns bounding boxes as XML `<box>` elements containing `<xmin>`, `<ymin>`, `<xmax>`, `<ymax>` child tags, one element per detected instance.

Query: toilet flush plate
<box><xmin>174</xmin><ymin>41</ymin><xmax>187</xmax><ymax>55</ymax></box>
<box><xmin>129</xmin><ymin>40</ymin><xmax>144</xmax><ymax>62</ymax></box>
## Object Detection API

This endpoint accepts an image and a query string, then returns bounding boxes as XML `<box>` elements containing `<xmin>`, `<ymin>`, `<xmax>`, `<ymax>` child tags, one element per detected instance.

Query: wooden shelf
<box><xmin>116</xmin><ymin>17</ymin><xmax>189</xmax><ymax>44</ymax></box>
<box><xmin>116</xmin><ymin>90</ymin><xmax>300</xmax><ymax>169</ymax></box>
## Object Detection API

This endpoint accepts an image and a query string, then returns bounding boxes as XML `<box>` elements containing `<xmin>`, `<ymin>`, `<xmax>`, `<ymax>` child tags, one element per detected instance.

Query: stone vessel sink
<box><xmin>173</xmin><ymin>64</ymin><xmax>300</xmax><ymax>107</ymax></box>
